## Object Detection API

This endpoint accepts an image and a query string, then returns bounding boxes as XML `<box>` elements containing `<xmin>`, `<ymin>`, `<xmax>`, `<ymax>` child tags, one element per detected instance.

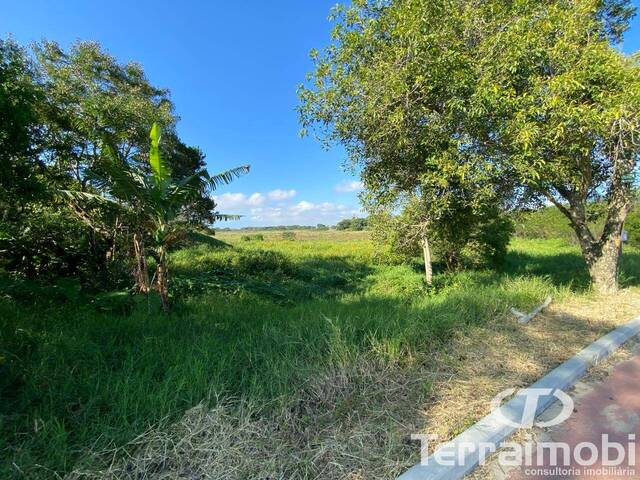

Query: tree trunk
<box><xmin>444</xmin><ymin>250</ymin><xmax>460</xmax><ymax>271</ymax></box>
<box><xmin>584</xmin><ymin>231</ymin><xmax>622</xmax><ymax>295</ymax></box>
<box><xmin>421</xmin><ymin>235</ymin><xmax>433</xmax><ymax>285</ymax></box>
<box><xmin>105</xmin><ymin>237</ymin><xmax>114</xmax><ymax>263</ymax></box>
<box><xmin>155</xmin><ymin>247</ymin><xmax>170</xmax><ymax>312</ymax></box>
<box><xmin>132</xmin><ymin>232</ymin><xmax>150</xmax><ymax>294</ymax></box>
<box><xmin>548</xmin><ymin>190</ymin><xmax>628</xmax><ymax>296</ymax></box>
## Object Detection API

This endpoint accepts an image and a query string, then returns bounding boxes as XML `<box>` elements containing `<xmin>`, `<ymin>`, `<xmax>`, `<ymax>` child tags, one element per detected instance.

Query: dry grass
<box><xmin>467</xmin><ymin>316</ymin><xmax>640</xmax><ymax>479</ymax></box>
<box><xmin>68</xmin><ymin>288</ymin><xmax>640</xmax><ymax>479</ymax></box>
<box><xmin>69</xmin><ymin>360</ymin><xmax>429</xmax><ymax>480</ymax></box>
<box><xmin>420</xmin><ymin>288</ymin><xmax>640</xmax><ymax>445</ymax></box>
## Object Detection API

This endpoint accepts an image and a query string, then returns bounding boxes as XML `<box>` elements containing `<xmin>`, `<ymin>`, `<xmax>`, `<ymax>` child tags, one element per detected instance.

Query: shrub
<box><xmin>0</xmin><ymin>205</ymin><xmax>108</xmax><ymax>282</ymax></box>
<box><xmin>234</xmin><ymin>250</ymin><xmax>296</xmax><ymax>276</ymax></box>
<box><xmin>281</xmin><ymin>231</ymin><xmax>296</xmax><ymax>241</ymax></box>
<box><xmin>369</xmin><ymin>203</ymin><xmax>513</xmax><ymax>270</ymax></box>
<box><xmin>336</xmin><ymin>217</ymin><xmax>368</xmax><ymax>231</ymax></box>
<box><xmin>368</xmin><ymin>212</ymin><xmax>419</xmax><ymax>265</ymax></box>
<box><xmin>465</xmin><ymin>212</ymin><xmax>514</xmax><ymax>267</ymax></box>
<box><xmin>241</xmin><ymin>234</ymin><xmax>264</xmax><ymax>242</ymax></box>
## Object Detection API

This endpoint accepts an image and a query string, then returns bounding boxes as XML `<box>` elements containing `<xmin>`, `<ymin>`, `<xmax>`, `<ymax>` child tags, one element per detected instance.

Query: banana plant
<box><xmin>63</xmin><ymin>123</ymin><xmax>249</xmax><ymax>310</ymax></box>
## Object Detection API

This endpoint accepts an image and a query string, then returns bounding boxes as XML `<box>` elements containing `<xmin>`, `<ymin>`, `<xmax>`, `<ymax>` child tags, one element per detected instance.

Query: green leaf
<box><xmin>149</xmin><ymin>122</ymin><xmax>170</xmax><ymax>183</ymax></box>
<box><xmin>206</xmin><ymin>165</ymin><xmax>250</xmax><ymax>191</ymax></box>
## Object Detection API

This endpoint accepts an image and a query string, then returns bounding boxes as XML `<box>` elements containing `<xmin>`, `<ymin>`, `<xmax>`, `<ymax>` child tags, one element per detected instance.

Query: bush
<box><xmin>234</xmin><ymin>250</ymin><xmax>296</xmax><ymax>276</ymax></box>
<box><xmin>241</xmin><ymin>234</ymin><xmax>265</xmax><ymax>242</ymax></box>
<box><xmin>368</xmin><ymin>212</ymin><xmax>419</xmax><ymax>265</ymax></box>
<box><xmin>465</xmin><ymin>211</ymin><xmax>514</xmax><ymax>267</ymax></box>
<box><xmin>0</xmin><ymin>205</ymin><xmax>106</xmax><ymax>281</ymax></box>
<box><xmin>281</xmin><ymin>231</ymin><xmax>296</xmax><ymax>241</ymax></box>
<box><xmin>336</xmin><ymin>217</ymin><xmax>368</xmax><ymax>231</ymax></box>
<box><xmin>369</xmin><ymin>203</ymin><xmax>513</xmax><ymax>270</ymax></box>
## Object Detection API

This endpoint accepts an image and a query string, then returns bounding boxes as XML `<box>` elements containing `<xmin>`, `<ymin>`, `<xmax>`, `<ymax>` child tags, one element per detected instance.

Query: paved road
<box><xmin>505</xmin><ymin>352</ymin><xmax>640</xmax><ymax>479</ymax></box>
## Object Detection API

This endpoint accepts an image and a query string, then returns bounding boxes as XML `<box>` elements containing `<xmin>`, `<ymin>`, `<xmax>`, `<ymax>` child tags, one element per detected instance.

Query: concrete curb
<box><xmin>397</xmin><ymin>316</ymin><xmax>640</xmax><ymax>480</ymax></box>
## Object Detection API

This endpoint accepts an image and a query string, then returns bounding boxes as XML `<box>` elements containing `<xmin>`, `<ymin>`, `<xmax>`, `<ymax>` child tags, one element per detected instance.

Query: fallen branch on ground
<box><xmin>511</xmin><ymin>296</ymin><xmax>552</xmax><ymax>324</ymax></box>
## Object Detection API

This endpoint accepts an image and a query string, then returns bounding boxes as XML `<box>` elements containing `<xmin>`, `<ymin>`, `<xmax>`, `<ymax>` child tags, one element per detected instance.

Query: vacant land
<box><xmin>1</xmin><ymin>231</ymin><xmax>639</xmax><ymax>478</ymax></box>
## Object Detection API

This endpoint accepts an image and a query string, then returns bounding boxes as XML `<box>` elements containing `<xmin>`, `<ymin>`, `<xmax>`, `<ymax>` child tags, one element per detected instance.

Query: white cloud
<box><xmin>247</xmin><ymin>193</ymin><xmax>265</xmax><ymax>206</ymax></box>
<box><xmin>213</xmin><ymin>192</ymin><xmax>265</xmax><ymax>209</ymax></box>
<box><xmin>335</xmin><ymin>180</ymin><xmax>364</xmax><ymax>193</ymax></box>
<box><xmin>267</xmin><ymin>189</ymin><xmax>297</xmax><ymax>201</ymax></box>
<box><xmin>290</xmin><ymin>200</ymin><xmax>315</xmax><ymax>213</ymax></box>
<box><xmin>250</xmin><ymin>201</ymin><xmax>361</xmax><ymax>225</ymax></box>
<box><xmin>213</xmin><ymin>189</ymin><xmax>362</xmax><ymax>226</ymax></box>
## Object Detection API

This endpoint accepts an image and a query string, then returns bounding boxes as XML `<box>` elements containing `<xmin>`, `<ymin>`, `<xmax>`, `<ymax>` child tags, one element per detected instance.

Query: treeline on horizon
<box><xmin>222</xmin><ymin>217</ymin><xmax>369</xmax><ymax>231</ymax></box>
<box><xmin>221</xmin><ymin>206</ymin><xmax>640</xmax><ymax>247</ymax></box>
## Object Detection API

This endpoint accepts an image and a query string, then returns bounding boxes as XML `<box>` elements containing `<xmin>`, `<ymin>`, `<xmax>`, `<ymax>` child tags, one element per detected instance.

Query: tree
<box><xmin>35</xmin><ymin>41</ymin><xmax>175</xmax><ymax>189</ymax></box>
<box><xmin>64</xmin><ymin>124</ymin><xmax>249</xmax><ymax>310</ymax></box>
<box><xmin>299</xmin><ymin>0</ymin><xmax>640</xmax><ymax>294</ymax></box>
<box><xmin>0</xmin><ymin>38</ymin><xmax>229</xmax><ymax>286</ymax></box>
<box><xmin>369</xmin><ymin>189</ymin><xmax>513</xmax><ymax>283</ymax></box>
<box><xmin>368</xmin><ymin>203</ymin><xmax>433</xmax><ymax>282</ymax></box>
<box><xmin>471</xmin><ymin>0</ymin><xmax>640</xmax><ymax>294</ymax></box>
<box><xmin>0</xmin><ymin>39</ymin><xmax>44</xmax><ymax>211</ymax></box>
<box><xmin>161</xmin><ymin>133</ymin><xmax>218</xmax><ymax>225</ymax></box>
<box><xmin>336</xmin><ymin>217</ymin><xmax>368</xmax><ymax>230</ymax></box>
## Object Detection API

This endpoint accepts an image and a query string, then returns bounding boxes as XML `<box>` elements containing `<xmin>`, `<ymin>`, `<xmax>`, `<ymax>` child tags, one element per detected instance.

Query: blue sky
<box><xmin>3</xmin><ymin>1</ymin><xmax>640</xmax><ymax>227</ymax></box>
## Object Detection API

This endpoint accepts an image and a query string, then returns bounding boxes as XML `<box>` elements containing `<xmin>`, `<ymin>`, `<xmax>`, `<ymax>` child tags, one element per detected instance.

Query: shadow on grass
<box><xmin>499</xmin><ymin>249</ymin><xmax>640</xmax><ymax>291</ymax></box>
<box><xmin>2</xmin><ymin>240</ymin><xmax>639</xmax><ymax>478</ymax></box>
<box><xmin>171</xmin><ymin>249</ymin><xmax>374</xmax><ymax>303</ymax></box>
<box><xmin>0</xmin><ymin>263</ymin><xmax>600</xmax><ymax>478</ymax></box>
<box><xmin>183</xmin><ymin>231</ymin><xmax>232</xmax><ymax>250</ymax></box>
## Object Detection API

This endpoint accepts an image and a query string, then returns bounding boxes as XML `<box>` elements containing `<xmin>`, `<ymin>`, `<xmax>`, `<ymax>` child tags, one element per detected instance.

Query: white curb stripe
<box><xmin>397</xmin><ymin>316</ymin><xmax>640</xmax><ymax>480</ymax></box>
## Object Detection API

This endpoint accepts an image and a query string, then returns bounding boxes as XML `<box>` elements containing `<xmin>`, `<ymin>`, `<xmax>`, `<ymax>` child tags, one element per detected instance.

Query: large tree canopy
<box><xmin>0</xmin><ymin>40</ymin><xmax>44</xmax><ymax>209</ymax></box>
<box><xmin>299</xmin><ymin>0</ymin><xmax>640</xmax><ymax>293</ymax></box>
<box><xmin>0</xmin><ymin>39</ymin><xmax>239</xmax><ymax>284</ymax></box>
<box><xmin>35</xmin><ymin>41</ymin><xmax>175</xmax><ymax>188</ymax></box>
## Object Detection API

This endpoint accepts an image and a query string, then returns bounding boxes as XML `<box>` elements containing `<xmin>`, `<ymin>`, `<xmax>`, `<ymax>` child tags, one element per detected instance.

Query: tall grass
<box><xmin>1</xmin><ymin>233</ymin><xmax>638</xmax><ymax>478</ymax></box>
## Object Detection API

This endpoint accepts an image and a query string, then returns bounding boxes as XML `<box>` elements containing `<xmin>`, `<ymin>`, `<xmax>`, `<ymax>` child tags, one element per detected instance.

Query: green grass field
<box><xmin>1</xmin><ymin>231</ymin><xmax>639</xmax><ymax>478</ymax></box>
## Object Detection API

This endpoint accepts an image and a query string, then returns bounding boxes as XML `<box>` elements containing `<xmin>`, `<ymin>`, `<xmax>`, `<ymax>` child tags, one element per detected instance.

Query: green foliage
<box><xmin>148</xmin><ymin>122</ymin><xmax>170</xmax><ymax>184</ymax></box>
<box><xmin>2</xmin><ymin>233</ymin><xmax>639</xmax><ymax>478</ymax></box>
<box><xmin>0</xmin><ymin>205</ymin><xmax>95</xmax><ymax>279</ymax></box>
<box><xmin>226</xmin><ymin>249</ymin><xmax>295</xmax><ymax>277</ymax></box>
<box><xmin>466</xmin><ymin>211</ymin><xmax>514</xmax><ymax>268</ymax></box>
<box><xmin>335</xmin><ymin>217</ymin><xmax>368</xmax><ymax>231</ymax></box>
<box><xmin>0</xmin><ymin>39</ymin><xmax>44</xmax><ymax>207</ymax></box>
<box><xmin>34</xmin><ymin>40</ymin><xmax>174</xmax><ymax>175</ymax></box>
<box><xmin>299</xmin><ymin>0</ymin><xmax>640</xmax><ymax>291</ymax></box>
<box><xmin>281</xmin><ymin>231</ymin><xmax>297</xmax><ymax>240</ymax></box>
<box><xmin>626</xmin><ymin>210</ymin><xmax>640</xmax><ymax>249</ymax></box>
<box><xmin>241</xmin><ymin>234</ymin><xmax>265</xmax><ymax>241</ymax></box>
<box><xmin>0</xmin><ymin>38</ymin><xmax>240</xmax><ymax>288</ymax></box>
<box><xmin>514</xmin><ymin>207</ymin><xmax>580</xmax><ymax>242</ymax></box>
<box><xmin>64</xmin><ymin>123</ymin><xmax>250</xmax><ymax>308</ymax></box>
<box><xmin>368</xmin><ymin>211</ymin><xmax>420</xmax><ymax>265</ymax></box>
<box><xmin>369</xmin><ymin>197</ymin><xmax>513</xmax><ymax>269</ymax></box>
<box><xmin>626</xmin><ymin>213</ymin><xmax>640</xmax><ymax>248</ymax></box>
